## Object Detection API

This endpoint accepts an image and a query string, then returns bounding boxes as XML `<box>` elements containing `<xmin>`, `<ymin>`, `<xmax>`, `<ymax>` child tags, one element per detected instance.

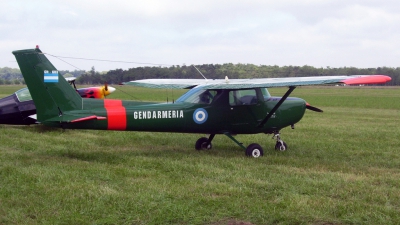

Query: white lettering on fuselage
<box><xmin>133</xmin><ymin>110</ymin><xmax>184</xmax><ymax>120</ymax></box>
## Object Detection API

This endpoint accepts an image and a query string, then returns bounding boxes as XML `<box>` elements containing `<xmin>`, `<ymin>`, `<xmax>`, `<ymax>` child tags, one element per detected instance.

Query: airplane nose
<box><xmin>108</xmin><ymin>86</ymin><xmax>116</xmax><ymax>93</ymax></box>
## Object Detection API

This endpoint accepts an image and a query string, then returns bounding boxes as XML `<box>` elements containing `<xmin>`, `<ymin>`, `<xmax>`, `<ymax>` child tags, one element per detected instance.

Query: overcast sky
<box><xmin>1</xmin><ymin>0</ymin><xmax>399</xmax><ymax>72</ymax></box>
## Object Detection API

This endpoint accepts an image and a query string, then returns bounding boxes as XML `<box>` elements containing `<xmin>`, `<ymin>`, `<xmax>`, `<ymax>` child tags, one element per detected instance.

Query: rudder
<box><xmin>12</xmin><ymin>47</ymin><xmax>82</xmax><ymax>123</ymax></box>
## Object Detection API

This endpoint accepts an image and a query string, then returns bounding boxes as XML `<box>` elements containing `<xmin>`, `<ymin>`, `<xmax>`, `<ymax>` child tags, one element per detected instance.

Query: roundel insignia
<box><xmin>193</xmin><ymin>108</ymin><xmax>208</xmax><ymax>124</ymax></box>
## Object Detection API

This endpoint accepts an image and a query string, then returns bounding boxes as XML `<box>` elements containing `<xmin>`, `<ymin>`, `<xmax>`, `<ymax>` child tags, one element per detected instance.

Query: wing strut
<box><xmin>258</xmin><ymin>86</ymin><xmax>296</xmax><ymax>128</ymax></box>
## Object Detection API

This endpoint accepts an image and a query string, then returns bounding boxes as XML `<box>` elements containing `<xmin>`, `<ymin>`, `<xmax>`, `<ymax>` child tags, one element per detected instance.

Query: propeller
<box><xmin>306</xmin><ymin>103</ymin><xmax>323</xmax><ymax>112</ymax></box>
<box><xmin>102</xmin><ymin>82</ymin><xmax>108</xmax><ymax>98</ymax></box>
<box><xmin>102</xmin><ymin>82</ymin><xmax>116</xmax><ymax>98</ymax></box>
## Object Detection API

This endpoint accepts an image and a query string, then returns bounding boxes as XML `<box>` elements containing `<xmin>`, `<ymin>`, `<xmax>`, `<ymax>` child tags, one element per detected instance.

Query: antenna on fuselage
<box><xmin>193</xmin><ymin>65</ymin><xmax>207</xmax><ymax>80</ymax></box>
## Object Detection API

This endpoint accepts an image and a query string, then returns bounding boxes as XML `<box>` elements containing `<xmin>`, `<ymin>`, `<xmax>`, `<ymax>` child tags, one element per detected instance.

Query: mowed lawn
<box><xmin>0</xmin><ymin>85</ymin><xmax>399</xmax><ymax>225</ymax></box>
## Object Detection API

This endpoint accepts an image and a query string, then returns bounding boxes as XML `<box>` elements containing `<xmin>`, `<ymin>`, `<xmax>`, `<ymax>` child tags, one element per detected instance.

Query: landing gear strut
<box><xmin>224</xmin><ymin>132</ymin><xmax>264</xmax><ymax>158</ymax></box>
<box><xmin>194</xmin><ymin>132</ymin><xmax>286</xmax><ymax>157</ymax></box>
<box><xmin>194</xmin><ymin>133</ymin><xmax>265</xmax><ymax>157</ymax></box>
<box><xmin>273</xmin><ymin>132</ymin><xmax>288</xmax><ymax>151</ymax></box>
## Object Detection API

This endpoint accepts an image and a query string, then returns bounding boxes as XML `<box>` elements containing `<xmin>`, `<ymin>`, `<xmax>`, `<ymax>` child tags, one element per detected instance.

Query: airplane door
<box><xmin>227</xmin><ymin>89</ymin><xmax>267</xmax><ymax>133</ymax></box>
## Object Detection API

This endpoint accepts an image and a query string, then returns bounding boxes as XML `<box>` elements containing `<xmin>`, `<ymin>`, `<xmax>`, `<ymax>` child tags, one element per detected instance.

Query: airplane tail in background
<box><xmin>12</xmin><ymin>47</ymin><xmax>82</xmax><ymax>123</ymax></box>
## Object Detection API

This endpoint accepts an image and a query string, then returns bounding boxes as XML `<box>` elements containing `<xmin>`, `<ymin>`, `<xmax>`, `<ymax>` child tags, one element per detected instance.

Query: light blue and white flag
<box><xmin>44</xmin><ymin>70</ymin><xmax>58</xmax><ymax>83</ymax></box>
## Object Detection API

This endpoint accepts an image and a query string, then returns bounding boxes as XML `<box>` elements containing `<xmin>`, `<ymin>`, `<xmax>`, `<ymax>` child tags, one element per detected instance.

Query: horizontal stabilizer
<box><xmin>42</xmin><ymin>114</ymin><xmax>107</xmax><ymax>123</ymax></box>
<box><xmin>71</xmin><ymin>115</ymin><xmax>107</xmax><ymax>123</ymax></box>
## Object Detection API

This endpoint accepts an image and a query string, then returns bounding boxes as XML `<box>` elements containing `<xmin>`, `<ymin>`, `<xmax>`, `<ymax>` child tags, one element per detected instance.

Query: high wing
<box><xmin>123</xmin><ymin>75</ymin><xmax>391</xmax><ymax>89</ymax></box>
<box><xmin>65</xmin><ymin>77</ymin><xmax>77</xmax><ymax>82</ymax></box>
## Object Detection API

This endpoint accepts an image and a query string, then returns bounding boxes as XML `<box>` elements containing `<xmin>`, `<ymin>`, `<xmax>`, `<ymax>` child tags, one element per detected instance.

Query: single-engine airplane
<box><xmin>0</xmin><ymin>77</ymin><xmax>115</xmax><ymax>125</ymax></box>
<box><xmin>12</xmin><ymin>47</ymin><xmax>391</xmax><ymax>157</ymax></box>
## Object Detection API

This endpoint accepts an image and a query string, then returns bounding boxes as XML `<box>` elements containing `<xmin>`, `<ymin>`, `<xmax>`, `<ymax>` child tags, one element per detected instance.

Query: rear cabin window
<box><xmin>229</xmin><ymin>89</ymin><xmax>258</xmax><ymax>106</ymax></box>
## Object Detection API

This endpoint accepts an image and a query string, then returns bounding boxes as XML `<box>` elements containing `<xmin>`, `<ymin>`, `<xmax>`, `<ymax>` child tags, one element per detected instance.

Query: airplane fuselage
<box><xmin>47</xmin><ymin>88</ymin><xmax>307</xmax><ymax>135</ymax></box>
<box><xmin>0</xmin><ymin>94</ymin><xmax>36</xmax><ymax>125</ymax></box>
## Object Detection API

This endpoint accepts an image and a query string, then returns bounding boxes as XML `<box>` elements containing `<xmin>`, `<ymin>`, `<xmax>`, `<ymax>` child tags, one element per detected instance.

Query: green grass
<box><xmin>0</xmin><ymin>85</ymin><xmax>399</xmax><ymax>224</ymax></box>
<box><xmin>0</xmin><ymin>85</ymin><xmax>26</xmax><ymax>98</ymax></box>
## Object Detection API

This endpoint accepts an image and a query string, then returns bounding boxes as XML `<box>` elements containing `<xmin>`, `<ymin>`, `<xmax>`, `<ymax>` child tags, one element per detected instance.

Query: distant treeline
<box><xmin>0</xmin><ymin>67</ymin><xmax>86</xmax><ymax>85</ymax></box>
<box><xmin>0</xmin><ymin>67</ymin><xmax>24</xmax><ymax>84</ymax></box>
<box><xmin>1</xmin><ymin>64</ymin><xmax>399</xmax><ymax>85</ymax></box>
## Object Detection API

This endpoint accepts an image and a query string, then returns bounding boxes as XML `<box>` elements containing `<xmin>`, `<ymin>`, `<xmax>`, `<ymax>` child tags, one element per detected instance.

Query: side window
<box><xmin>229</xmin><ymin>89</ymin><xmax>258</xmax><ymax>106</ymax></box>
<box><xmin>198</xmin><ymin>90</ymin><xmax>217</xmax><ymax>104</ymax></box>
<box><xmin>177</xmin><ymin>89</ymin><xmax>217</xmax><ymax>104</ymax></box>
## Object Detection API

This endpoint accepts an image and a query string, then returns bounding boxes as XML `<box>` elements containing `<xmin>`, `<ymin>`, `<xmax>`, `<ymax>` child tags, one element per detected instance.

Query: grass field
<box><xmin>0</xmin><ymin>85</ymin><xmax>399</xmax><ymax>225</ymax></box>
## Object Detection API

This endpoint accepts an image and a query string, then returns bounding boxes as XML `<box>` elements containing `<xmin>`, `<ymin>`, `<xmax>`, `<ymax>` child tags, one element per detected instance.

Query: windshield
<box><xmin>15</xmin><ymin>88</ymin><xmax>32</xmax><ymax>102</ymax></box>
<box><xmin>261</xmin><ymin>87</ymin><xmax>271</xmax><ymax>100</ymax></box>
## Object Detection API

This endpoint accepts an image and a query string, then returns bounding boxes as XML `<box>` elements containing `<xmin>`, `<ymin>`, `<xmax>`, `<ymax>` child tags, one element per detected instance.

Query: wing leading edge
<box><xmin>124</xmin><ymin>75</ymin><xmax>391</xmax><ymax>89</ymax></box>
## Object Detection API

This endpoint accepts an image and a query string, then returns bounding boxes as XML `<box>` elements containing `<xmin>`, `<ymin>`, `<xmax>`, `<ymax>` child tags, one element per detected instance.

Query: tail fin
<box><xmin>13</xmin><ymin>47</ymin><xmax>82</xmax><ymax>122</ymax></box>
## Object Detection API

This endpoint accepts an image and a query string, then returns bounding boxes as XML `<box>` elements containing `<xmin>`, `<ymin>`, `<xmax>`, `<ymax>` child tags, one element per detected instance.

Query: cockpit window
<box><xmin>261</xmin><ymin>88</ymin><xmax>271</xmax><ymax>101</ymax></box>
<box><xmin>176</xmin><ymin>88</ymin><xmax>217</xmax><ymax>104</ymax></box>
<box><xmin>15</xmin><ymin>88</ymin><xmax>32</xmax><ymax>102</ymax></box>
<box><xmin>229</xmin><ymin>89</ymin><xmax>258</xmax><ymax>106</ymax></box>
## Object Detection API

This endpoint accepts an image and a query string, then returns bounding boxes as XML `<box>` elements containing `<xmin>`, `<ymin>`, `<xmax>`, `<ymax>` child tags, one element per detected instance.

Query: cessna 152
<box><xmin>0</xmin><ymin>77</ymin><xmax>115</xmax><ymax>125</ymax></box>
<box><xmin>12</xmin><ymin>47</ymin><xmax>391</xmax><ymax>157</ymax></box>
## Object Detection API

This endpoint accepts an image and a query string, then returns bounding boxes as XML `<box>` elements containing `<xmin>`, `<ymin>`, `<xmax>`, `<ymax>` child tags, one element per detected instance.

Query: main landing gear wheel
<box><xmin>195</xmin><ymin>137</ymin><xmax>212</xmax><ymax>150</ymax></box>
<box><xmin>275</xmin><ymin>141</ymin><xmax>288</xmax><ymax>151</ymax></box>
<box><xmin>246</xmin><ymin>143</ymin><xmax>264</xmax><ymax>158</ymax></box>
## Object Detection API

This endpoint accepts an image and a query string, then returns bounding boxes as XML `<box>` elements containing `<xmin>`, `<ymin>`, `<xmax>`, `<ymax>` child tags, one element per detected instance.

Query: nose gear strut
<box><xmin>273</xmin><ymin>132</ymin><xmax>288</xmax><ymax>151</ymax></box>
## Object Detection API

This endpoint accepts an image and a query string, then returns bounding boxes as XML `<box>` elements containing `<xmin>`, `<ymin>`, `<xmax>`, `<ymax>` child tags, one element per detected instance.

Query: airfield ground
<box><xmin>0</xmin><ymin>85</ymin><xmax>399</xmax><ymax>225</ymax></box>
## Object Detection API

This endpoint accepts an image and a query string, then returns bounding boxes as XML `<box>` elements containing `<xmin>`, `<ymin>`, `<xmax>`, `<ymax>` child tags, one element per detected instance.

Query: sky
<box><xmin>1</xmin><ymin>0</ymin><xmax>400</xmax><ymax>72</ymax></box>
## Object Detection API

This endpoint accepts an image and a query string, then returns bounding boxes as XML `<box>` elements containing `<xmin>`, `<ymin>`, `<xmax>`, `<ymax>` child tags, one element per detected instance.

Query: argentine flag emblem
<box><xmin>44</xmin><ymin>70</ymin><xmax>59</xmax><ymax>83</ymax></box>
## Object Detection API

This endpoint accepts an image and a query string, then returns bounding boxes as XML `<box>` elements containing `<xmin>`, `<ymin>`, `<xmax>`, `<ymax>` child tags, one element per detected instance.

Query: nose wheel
<box><xmin>273</xmin><ymin>132</ymin><xmax>288</xmax><ymax>151</ymax></box>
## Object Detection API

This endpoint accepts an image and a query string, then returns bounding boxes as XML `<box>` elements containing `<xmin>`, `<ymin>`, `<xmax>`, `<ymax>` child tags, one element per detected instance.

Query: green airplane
<box><xmin>13</xmin><ymin>47</ymin><xmax>392</xmax><ymax>157</ymax></box>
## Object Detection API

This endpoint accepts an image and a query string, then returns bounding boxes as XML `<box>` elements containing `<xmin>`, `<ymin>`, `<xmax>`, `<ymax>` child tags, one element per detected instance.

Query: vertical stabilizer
<box><xmin>12</xmin><ymin>47</ymin><xmax>82</xmax><ymax>122</ymax></box>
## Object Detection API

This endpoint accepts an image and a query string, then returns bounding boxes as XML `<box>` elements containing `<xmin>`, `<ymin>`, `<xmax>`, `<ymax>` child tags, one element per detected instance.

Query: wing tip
<box><xmin>342</xmin><ymin>75</ymin><xmax>392</xmax><ymax>85</ymax></box>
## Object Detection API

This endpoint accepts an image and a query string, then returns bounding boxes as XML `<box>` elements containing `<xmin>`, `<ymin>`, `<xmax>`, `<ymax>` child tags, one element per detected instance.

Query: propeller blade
<box><xmin>102</xmin><ymin>85</ymin><xmax>116</xmax><ymax>98</ymax></box>
<box><xmin>306</xmin><ymin>103</ymin><xmax>323</xmax><ymax>112</ymax></box>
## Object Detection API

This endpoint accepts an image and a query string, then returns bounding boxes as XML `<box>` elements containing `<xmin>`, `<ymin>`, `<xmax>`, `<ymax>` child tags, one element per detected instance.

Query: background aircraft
<box><xmin>12</xmin><ymin>47</ymin><xmax>391</xmax><ymax>157</ymax></box>
<box><xmin>0</xmin><ymin>80</ymin><xmax>115</xmax><ymax>125</ymax></box>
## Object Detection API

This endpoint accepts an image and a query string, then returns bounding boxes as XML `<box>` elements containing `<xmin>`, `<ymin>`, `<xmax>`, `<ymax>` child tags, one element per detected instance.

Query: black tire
<box><xmin>195</xmin><ymin>137</ymin><xmax>212</xmax><ymax>150</ymax></box>
<box><xmin>245</xmin><ymin>143</ymin><xmax>264</xmax><ymax>158</ymax></box>
<box><xmin>275</xmin><ymin>141</ymin><xmax>288</xmax><ymax>151</ymax></box>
